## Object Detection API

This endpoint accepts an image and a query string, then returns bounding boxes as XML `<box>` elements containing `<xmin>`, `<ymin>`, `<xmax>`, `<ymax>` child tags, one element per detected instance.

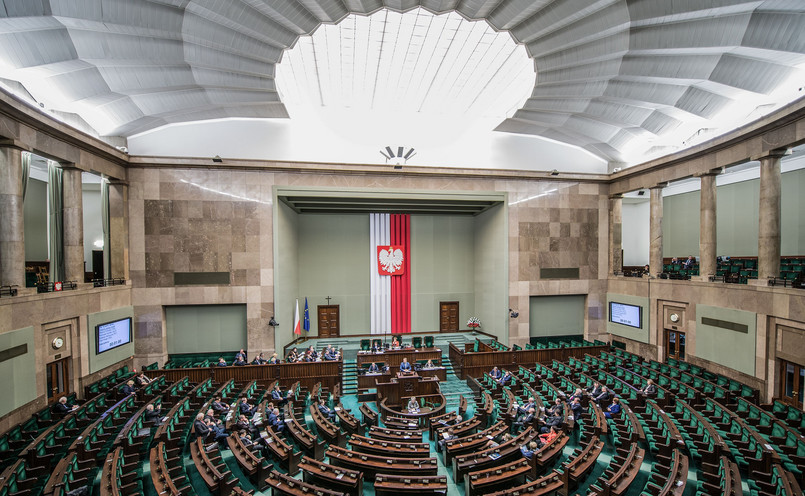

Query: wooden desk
<box><xmin>265</xmin><ymin>470</ymin><xmax>345</xmax><ymax>496</ymax></box>
<box><xmin>325</xmin><ymin>445</ymin><xmax>438</xmax><ymax>481</ymax></box>
<box><xmin>359</xmin><ymin>368</ymin><xmax>446</xmax><ymax>389</ymax></box>
<box><xmin>374</xmin><ymin>474</ymin><xmax>447</xmax><ymax>496</ymax></box>
<box><xmin>357</xmin><ymin>348</ymin><xmax>442</xmax><ymax>368</ymax></box>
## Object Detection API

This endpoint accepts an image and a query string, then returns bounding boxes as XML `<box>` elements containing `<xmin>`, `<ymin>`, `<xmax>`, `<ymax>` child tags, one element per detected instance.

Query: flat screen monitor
<box><xmin>609</xmin><ymin>302</ymin><xmax>642</xmax><ymax>329</ymax></box>
<box><xmin>96</xmin><ymin>317</ymin><xmax>132</xmax><ymax>354</ymax></box>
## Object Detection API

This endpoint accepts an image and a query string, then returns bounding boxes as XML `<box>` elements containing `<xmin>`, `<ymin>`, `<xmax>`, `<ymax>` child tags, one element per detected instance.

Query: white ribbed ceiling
<box><xmin>0</xmin><ymin>0</ymin><xmax>804</xmax><ymax>166</ymax></box>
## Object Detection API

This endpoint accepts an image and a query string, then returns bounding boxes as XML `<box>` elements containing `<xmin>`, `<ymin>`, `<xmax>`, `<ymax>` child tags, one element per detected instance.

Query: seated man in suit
<box><xmin>53</xmin><ymin>396</ymin><xmax>77</xmax><ymax>417</ymax></box>
<box><xmin>539</xmin><ymin>409</ymin><xmax>564</xmax><ymax>434</ymax></box>
<box><xmin>121</xmin><ymin>380</ymin><xmax>137</xmax><ymax>396</ymax></box>
<box><xmin>211</xmin><ymin>396</ymin><xmax>230</xmax><ymax>415</ymax></box>
<box><xmin>548</xmin><ymin>398</ymin><xmax>564</xmax><ymax>417</ymax></box>
<box><xmin>517</xmin><ymin>397</ymin><xmax>537</xmax><ymax>417</ymax></box>
<box><xmin>367</xmin><ymin>362</ymin><xmax>380</xmax><ymax>373</ymax></box>
<box><xmin>513</xmin><ymin>407</ymin><xmax>536</xmax><ymax>432</ymax></box>
<box><xmin>437</xmin><ymin>428</ymin><xmax>457</xmax><ymax>452</ymax></box>
<box><xmin>144</xmin><ymin>403</ymin><xmax>163</xmax><ymax>423</ymax></box>
<box><xmin>641</xmin><ymin>379</ymin><xmax>657</xmax><ymax>396</ymax></box>
<box><xmin>587</xmin><ymin>382</ymin><xmax>603</xmax><ymax>397</ymax></box>
<box><xmin>217</xmin><ymin>357</ymin><xmax>228</xmax><ymax>367</ymax></box>
<box><xmin>267</xmin><ymin>407</ymin><xmax>285</xmax><ymax>433</ymax></box>
<box><xmin>593</xmin><ymin>386</ymin><xmax>611</xmax><ymax>407</ymax></box>
<box><xmin>520</xmin><ymin>440</ymin><xmax>539</xmax><ymax>460</ymax></box>
<box><xmin>489</xmin><ymin>366</ymin><xmax>502</xmax><ymax>380</ymax></box>
<box><xmin>399</xmin><ymin>357</ymin><xmax>412</xmax><ymax>373</ymax></box>
<box><xmin>371</xmin><ymin>341</ymin><xmax>382</xmax><ymax>353</ymax></box>
<box><xmin>497</xmin><ymin>370</ymin><xmax>512</xmax><ymax>385</ymax></box>
<box><xmin>307</xmin><ymin>345</ymin><xmax>319</xmax><ymax>360</ymax></box>
<box><xmin>683</xmin><ymin>255</ymin><xmax>695</xmax><ymax>269</ymax></box>
<box><xmin>407</xmin><ymin>396</ymin><xmax>420</xmax><ymax>413</ymax></box>
<box><xmin>570</xmin><ymin>397</ymin><xmax>584</xmax><ymax>421</ymax></box>
<box><xmin>603</xmin><ymin>397</ymin><xmax>622</xmax><ymax>419</ymax></box>
<box><xmin>239</xmin><ymin>397</ymin><xmax>256</xmax><ymax>417</ymax></box>
<box><xmin>324</xmin><ymin>345</ymin><xmax>339</xmax><ymax>361</ymax></box>
<box><xmin>251</xmin><ymin>352</ymin><xmax>266</xmax><ymax>365</ymax></box>
<box><xmin>193</xmin><ymin>413</ymin><xmax>211</xmax><ymax>441</ymax></box>
<box><xmin>234</xmin><ymin>348</ymin><xmax>246</xmax><ymax>361</ymax></box>
<box><xmin>233</xmin><ymin>354</ymin><xmax>247</xmax><ymax>366</ymax></box>
<box><xmin>134</xmin><ymin>371</ymin><xmax>152</xmax><ymax>387</ymax></box>
<box><xmin>568</xmin><ymin>388</ymin><xmax>584</xmax><ymax>403</ymax></box>
<box><xmin>318</xmin><ymin>398</ymin><xmax>336</xmax><ymax>421</ymax></box>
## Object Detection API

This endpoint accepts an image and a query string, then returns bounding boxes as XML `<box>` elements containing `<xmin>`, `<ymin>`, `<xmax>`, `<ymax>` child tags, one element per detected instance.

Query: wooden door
<box><xmin>779</xmin><ymin>359</ymin><xmax>805</xmax><ymax>408</ymax></box>
<box><xmin>664</xmin><ymin>329</ymin><xmax>686</xmax><ymax>361</ymax></box>
<box><xmin>318</xmin><ymin>305</ymin><xmax>340</xmax><ymax>338</ymax></box>
<box><xmin>46</xmin><ymin>357</ymin><xmax>71</xmax><ymax>404</ymax></box>
<box><xmin>439</xmin><ymin>301</ymin><xmax>459</xmax><ymax>333</ymax></box>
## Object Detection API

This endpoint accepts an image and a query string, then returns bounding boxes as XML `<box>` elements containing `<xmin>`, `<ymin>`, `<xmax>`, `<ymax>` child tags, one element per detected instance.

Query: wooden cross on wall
<box><xmin>325</xmin><ymin>296</ymin><xmax>332</xmax><ymax>305</ymax></box>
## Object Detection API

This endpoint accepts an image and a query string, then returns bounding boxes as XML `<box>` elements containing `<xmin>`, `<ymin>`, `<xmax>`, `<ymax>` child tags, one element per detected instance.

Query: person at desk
<box><xmin>233</xmin><ymin>353</ymin><xmax>247</xmax><ymax>366</ymax></box>
<box><xmin>513</xmin><ymin>407</ymin><xmax>535</xmax><ymax>432</ymax></box>
<box><xmin>407</xmin><ymin>396</ymin><xmax>421</xmax><ymax>413</ymax></box>
<box><xmin>423</xmin><ymin>359</ymin><xmax>435</xmax><ymax>369</ymax></box>
<box><xmin>145</xmin><ymin>403</ymin><xmax>163</xmax><ymax>423</ymax></box>
<box><xmin>587</xmin><ymin>382</ymin><xmax>603</xmax><ymax>397</ymax></box>
<box><xmin>537</xmin><ymin>426</ymin><xmax>560</xmax><ymax>448</ymax></box>
<box><xmin>604</xmin><ymin>397</ymin><xmax>621</xmax><ymax>419</ymax></box>
<box><xmin>53</xmin><ymin>396</ymin><xmax>78</xmax><ymax>417</ymax></box>
<box><xmin>268</xmin><ymin>407</ymin><xmax>284</xmax><ymax>433</ymax></box>
<box><xmin>235</xmin><ymin>348</ymin><xmax>247</xmax><ymax>363</ymax></box>
<box><xmin>267</xmin><ymin>353</ymin><xmax>279</xmax><ymax>364</ymax></box>
<box><xmin>593</xmin><ymin>386</ymin><xmax>611</xmax><ymax>407</ymax></box>
<box><xmin>371</xmin><ymin>342</ymin><xmax>382</xmax><ymax>353</ymax></box>
<box><xmin>307</xmin><ymin>345</ymin><xmax>318</xmax><ymax>361</ymax></box>
<box><xmin>211</xmin><ymin>396</ymin><xmax>230</xmax><ymax>415</ymax></box>
<box><xmin>121</xmin><ymin>380</ymin><xmax>137</xmax><ymax>396</ymax></box>
<box><xmin>367</xmin><ymin>362</ymin><xmax>380</xmax><ymax>373</ymax></box>
<box><xmin>318</xmin><ymin>398</ymin><xmax>336</xmax><ymax>421</ymax></box>
<box><xmin>391</xmin><ymin>337</ymin><xmax>400</xmax><ymax>349</ymax></box>
<box><xmin>437</xmin><ymin>428</ymin><xmax>457</xmax><ymax>452</ymax></box>
<box><xmin>568</xmin><ymin>388</ymin><xmax>584</xmax><ymax>403</ymax></box>
<box><xmin>683</xmin><ymin>255</ymin><xmax>695</xmax><ymax>269</ymax></box>
<box><xmin>497</xmin><ymin>370</ymin><xmax>512</xmax><ymax>385</ymax></box>
<box><xmin>489</xmin><ymin>366</ymin><xmax>502</xmax><ymax>380</ymax></box>
<box><xmin>134</xmin><ymin>371</ymin><xmax>152</xmax><ymax>387</ymax></box>
<box><xmin>517</xmin><ymin>397</ymin><xmax>537</xmax><ymax>417</ymax></box>
<box><xmin>239</xmin><ymin>397</ymin><xmax>256</xmax><ymax>417</ymax></box>
<box><xmin>271</xmin><ymin>385</ymin><xmax>290</xmax><ymax>406</ymax></box>
<box><xmin>399</xmin><ymin>357</ymin><xmax>413</xmax><ymax>373</ymax></box>
<box><xmin>570</xmin><ymin>397</ymin><xmax>583</xmax><ymax>421</ymax></box>
<box><xmin>251</xmin><ymin>352</ymin><xmax>266</xmax><ymax>365</ymax></box>
<box><xmin>641</xmin><ymin>379</ymin><xmax>657</xmax><ymax>396</ymax></box>
<box><xmin>520</xmin><ymin>440</ymin><xmax>539</xmax><ymax>460</ymax></box>
<box><xmin>217</xmin><ymin>357</ymin><xmax>228</xmax><ymax>367</ymax></box>
<box><xmin>286</xmin><ymin>347</ymin><xmax>299</xmax><ymax>362</ymax></box>
<box><xmin>324</xmin><ymin>345</ymin><xmax>338</xmax><ymax>361</ymax></box>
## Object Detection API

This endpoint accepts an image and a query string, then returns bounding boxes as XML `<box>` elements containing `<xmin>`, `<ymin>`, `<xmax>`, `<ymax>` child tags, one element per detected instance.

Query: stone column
<box><xmin>649</xmin><ymin>184</ymin><xmax>665</xmax><ymax>277</ymax></box>
<box><xmin>108</xmin><ymin>180</ymin><xmax>129</xmax><ymax>280</ymax></box>
<box><xmin>757</xmin><ymin>150</ymin><xmax>787</xmax><ymax>280</ymax></box>
<box><xmin>698</xmin><ymin>171</ymin><xmax>718</xmax><ymax>280</ymax></box>
<box><xmin>61</xmin><ymin>164</ymin><xmax>85</xmax><ymax>283</ymax></box>
<box><xmin>609</xmin><ymin>194</ymin><xmax>623</xmax><ymax>275</ymax></box>
<box><xmin>0</xmin><ymin>143</ymin><xmax>26</xmax><ymax>287</ymax></box>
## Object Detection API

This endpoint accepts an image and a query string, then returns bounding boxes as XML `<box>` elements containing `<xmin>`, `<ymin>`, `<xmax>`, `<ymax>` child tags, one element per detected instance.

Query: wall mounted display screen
<box><xmin>96</xmin><ymin>317</ymin><xmax>132</xmax><ymax>354</ymax></box>
<box><xmin>609</xmin><ymin>302</ymin><xmax>642</xmax><ymax>329</ymax></box>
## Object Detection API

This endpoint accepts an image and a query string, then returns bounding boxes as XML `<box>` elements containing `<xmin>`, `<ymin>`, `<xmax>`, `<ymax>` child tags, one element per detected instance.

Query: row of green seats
<box><xmin>84</xmin><ymin>365</ymin><xmax>132</xmax><ymax>397</ymax></box>
<box><xmin>735</xmin><ymin>397</ymin><xmax>804</xmax><ymax>481</ymax></box>
<box><xmin>772</xmin><ymin>400</ymin><xmax>805</xmax><ymax>434</ymax></box>
<box><xmin>639</xmin><ymin>449</ymin><xmax>687</xmax><ymax>496</ymax></box>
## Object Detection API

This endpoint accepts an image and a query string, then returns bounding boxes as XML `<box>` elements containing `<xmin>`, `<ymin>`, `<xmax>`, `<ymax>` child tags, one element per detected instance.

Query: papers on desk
<box><xmin>335</xmin><ymin>407</ymin><xmax>341</xmax><ymax>411</ymax></box>
<box><xmin>336</xmin><ymin>473</ymin><xmax>344</xmax><ymax>480</ymax></box>
<box><xmin>486</xmin><ymin>435</ymin><xmax>493</xmax><ymax>439</ymax></box>
<box><xmin>489</xmin><ymin>453</ymin><xmax>501</xmax><ymax>460</ymax></box>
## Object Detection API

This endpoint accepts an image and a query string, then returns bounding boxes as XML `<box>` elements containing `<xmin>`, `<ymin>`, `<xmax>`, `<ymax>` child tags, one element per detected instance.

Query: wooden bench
<box><xmin>189</xmin><ymin>437</ymin><xmax>238</xmax><ymax>496</ymax></box>
<box><xmin>530</xmin><ymin>431</ymin><xmax>569</xmax><ymax>480</ymax></box>
<box><xmin>374</xmin><ymin>474</ymin><xmax>447</xmax><ymax>496</ymax></box>
<box><xmin>325</xmin><ymin>445</ymin><xmax>438</xmax><ymax>481</ymax></box>
<box><xmin>427</xmin><ymin>410</ymin><xmax>458</xmax><ymax>440</ymax></box>
<box><xmin>444</xmin><ymin>420</ymin><xmax>508</xmax><ymax>465</ymax></box>
<box><xmin>588</xmin><ymin>443</ymin><xmax>645</xmax><ymax>496</ymax></box>
<box><xmin>643</xmin><ymin>449</ymin><xmax>688</xmax><ymax>496</ymax></box>
<box><xmin>265</xmin><ymin>469</ymin><xmax>345</xmax><ymax>496</ymax></box>
<box><xmin>368</xmin><ymin>426</ymin><xmax>424</xmax><ymax>442</ymax></box>
<box><xmin>226</xmin><ymin>434</ymin><xmax>270</xmax><ymax>491</ymax></box>
<box><xmin>465</xmin><ymin>458</ymin><xmax>530</xmax><ymax>496</ymax></box>
<box><xmin>485</xmin><ymin>469</ymin><xmax>564</xmax><ymax>496</ymax></box>
<box><xmin>434</xmin><ymin>415</ymin><xmax>481</xmax><ymax>441</ymax></box>
<box><xmin>359</xmin><ymin>404</ymin><xmax>378</xmax><ymax>427</ymax></box>
<box><xmin>347</xmin><ymin>434</ymin><xmax>430</xmax><ymax>459</ymax></box>
<box><xmin>309</xmin><ymin>404</ymin><xmax>346</xmax><ymax>447</ymax></box>
<box><xmin>453</xmin><ymin>426</ymin><xmax>538</xmax><ymax>481</ymax></box>
<box><xmin>558</xmin><ymin>436</ymin><xmax>604</xmax><ymax>494</ymax></box>
<box><xmin>284</xmin><ymin>404</ymin><xmax>325</xmax><ymax>460</ymax></box>
<box><xmin>696</xmin><ymin>455</ymin><xmax>741</xmax><ymax>496</ymax></box>
<box><xmin>299</xmin><ymin>456</ymin><xmax>363</xmax><ymax>496</ymax></box>
<box><xmin>262</xmin><ymin>426</ymin><xmax>302</xmax><ymax>475</ymax></box>
<box><xmin>149</xmin><ymin>441</ymin><xmax>190</xmax><ymax>496</ymax></box>
<box><xmin>335</xmin><ymin>404</ymin><xmax>365</xmax><ymax>437</ymax></box>
<box><xmin>100</xmin><ymin>446</ymin><xmax>142</xmax><ymax>496</ymax></box>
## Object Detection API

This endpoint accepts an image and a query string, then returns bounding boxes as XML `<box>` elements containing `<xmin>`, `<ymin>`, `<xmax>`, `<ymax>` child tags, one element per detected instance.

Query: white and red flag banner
<box><xmin>370</xmin><ymin>214</ymin><xmax>411</xmax><ymax>334</ymax></box>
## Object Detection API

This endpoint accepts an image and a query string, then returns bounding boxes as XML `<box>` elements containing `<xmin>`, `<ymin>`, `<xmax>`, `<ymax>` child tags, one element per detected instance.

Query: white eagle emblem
<box><xmin>378</xmin><ymin>247</ymin><xmax>404</xmax><ymax>274</ymax></box>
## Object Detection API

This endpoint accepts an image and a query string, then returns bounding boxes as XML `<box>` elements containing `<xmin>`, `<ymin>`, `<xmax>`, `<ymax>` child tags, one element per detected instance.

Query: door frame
<box><xmin>778</xmin><ymin>359</ymin><xmax>805</xmax><ymax>408</ymax></box>
<box><xmin>439</xmin><ymin>301</ymin><xmax>459</xmax><ymax>333</ymax></box>
<box><xmin>46</xmin><ymin>357</ymin><xmax>72</xmax><ymax>404</ymax></box>
<box><xmin>664</xmin><ymin>328</ymin><xmax>687</xmax><ymax>362</ymax></box>
<box><xmin>317</xmin><ymin>305</ymin><xmax>340</xmax><ymax>338</ymax></box>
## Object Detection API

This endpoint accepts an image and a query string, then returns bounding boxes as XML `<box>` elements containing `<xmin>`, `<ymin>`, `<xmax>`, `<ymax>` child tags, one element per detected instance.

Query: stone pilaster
<box><xmin>61</xmin><ymin>165</ymin><xmax>85</xmax><ymax>283</ymax></box>
<box><xmin>0</xmin><ymin>143</ymin><xmax>26</xmax><ymax>287</ymax></box>
<box><xmin>649</xmin><ymin>184</ymin><xmax>665</xmax><ymax>277</ymax></box>
<box><xmin>757</xmin><ymin>150</ymin><xmax>788</xmax><ymax>280</ymax></box>
<box><xmin>108</xmin><ymin>180</ymin><xmax>129</xmax><ymax>280</ymax></box>
<box><xmin>609</xmin><ymin>194</ymin><xmax>623</xmax><ymax>275</ymax></box>
<box><xmin>698</xmin><ymin>171</ymin><xmax>718</xmax><ymax>280</ymax></box>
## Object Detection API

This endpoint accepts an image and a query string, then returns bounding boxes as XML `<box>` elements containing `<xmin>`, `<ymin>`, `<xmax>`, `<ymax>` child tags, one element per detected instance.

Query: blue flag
<box><xmin>303</xmin><ymin>297</ymin><xmax>310</xmax><ymax>332</ymax></box>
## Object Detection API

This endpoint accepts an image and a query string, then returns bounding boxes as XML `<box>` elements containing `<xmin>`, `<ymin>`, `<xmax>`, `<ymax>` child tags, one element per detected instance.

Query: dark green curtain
<box><xmin>47</xmin><ymin>160</ymin><xmax>63</xmax><ymax>282</ymax></box>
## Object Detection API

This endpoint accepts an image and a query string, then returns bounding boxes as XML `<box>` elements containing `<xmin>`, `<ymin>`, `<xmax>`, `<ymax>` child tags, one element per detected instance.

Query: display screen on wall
<box><xmin>96</xmin><ymin>317</ymin><xmax>132</xmax><ymax>354</ymax></box>
<box><xmin>609</xmin><ymin>302</ymin><xmax>642</xmax><ymax>329</ymax></box>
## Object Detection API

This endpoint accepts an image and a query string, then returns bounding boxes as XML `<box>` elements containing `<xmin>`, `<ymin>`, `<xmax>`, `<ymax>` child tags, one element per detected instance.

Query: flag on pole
<box><xmin>303</xmin><ymin>297</ymin><xmax>310</xmax><ymax>333</ymax></box>
<box><xmin>293</xmin><ymin>299</ymin><xmax>301</xmax><ymax>335</ymax></box>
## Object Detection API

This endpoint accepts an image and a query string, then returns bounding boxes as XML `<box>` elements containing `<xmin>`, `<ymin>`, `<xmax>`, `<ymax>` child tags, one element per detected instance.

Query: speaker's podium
<box><xmin>375</xmin><ymin>372</ymin><xmax>446</xmax><ymax>427</ymax></box>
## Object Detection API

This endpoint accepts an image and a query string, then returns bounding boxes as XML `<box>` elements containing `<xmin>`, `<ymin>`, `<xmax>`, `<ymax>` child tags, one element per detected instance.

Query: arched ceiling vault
<box><xmin>0</xmin><ymin>0</ymin><xmax>803</xmax><ymax>164</ymax></box>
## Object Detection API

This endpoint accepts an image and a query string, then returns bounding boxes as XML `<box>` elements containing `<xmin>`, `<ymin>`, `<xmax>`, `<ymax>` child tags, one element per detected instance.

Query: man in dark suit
<box><xmin>540</xmin><ymin>411</ymin><xmax>564</xmax><ymax>434</ymax></box>
<box><xmin>251</xmin><ymin>352</ymin><xmax>266</xmax><ymax>365</ymax></box>
<box><xmin>217</xmin><ymin>357</ymin><xmax>228</xmax><ymax>366</ymax></box>
<box><xmin>53</xmin><ymin>396</ymin><xmax>76</xmax><ymax>417</ymax></box>
<box><xmin>587</xmin><ymin>382</ymin><xmax>603</xmax><ymax>397</ymax></box>
<box><xmin>268</xmin><ymin>407</ymin><xmax>285</xmax><ymax>433</ymax></box>
<box><xmin>513</xmin><ymin>407</ymin><xmax>536</xmax><ymax>432</ymax></box>
<box><xmin>517</xmin><ymin>397</ymin><xmax>536</xmax><ymax>417</ymax></box>
<box><xmin>437</xmin><ymin>428</ymin><xmax>457</xmax><ymax>452</ymax></box>
<box><xmin>194</xmin><ymin>413</ymin><xmax>211</xmax><ymax>441</ymax></box>
<box><xmin>593</xmin><ymin>387</ymin><xmax>611</xmax><ymax>407</ymax></box>
<box><xmin>641</xmin><ymin>379</ymin><xmax>657</xmax><ymax>396</ymax></box>
<box><xmin>570</xmin><ymin>398</ymin><xmax>583</xmax><ymax>421</ymax></box>
<box><xmin>399</xmin><ymin>357</ymin><xmax>412</xmax><ymax>373</ymax></box>
<box><xmin>211</xmin><ymin>396</ymin><xmax>230</xmax><ymax>415</ymax></box>
<box><xmin>121</xmin><ymin>380</ymin><xmax>137</xmax><ymax>396</ymax></box>
<box><xmin>239</xmin><ymin>397</ymin><xmax>256</xmax><ymax>417</ymax></box>
<box><xmin>498</xmin><ymin>371</ymin><xmax>512</xmax><ymax>385</ymax></box>
<box><xmin>489</xmin><ymin>367</ymin><xmax>502</xmax><ymax>380</ymax></box>
<box><xmin>318</xmin><ymin>399</ymin><xmax>335</xmax><ymax>421</ymax></box>
<box><xmin>367</xmin><ymin>362</ymin><xmax>380</xmax><ymax>373</ymax></box>
<box><xmin>145</xmin><ymin>403</ymin><xmax>163</xmax><ymax>423</ymax></box>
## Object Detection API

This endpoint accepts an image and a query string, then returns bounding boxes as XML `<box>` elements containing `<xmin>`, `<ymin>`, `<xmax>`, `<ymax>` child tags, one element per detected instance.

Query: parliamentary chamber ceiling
<box><xmin>0</xmin><ymin>0</ymin><xmax>804</xmax><ymax>172</ymax></box>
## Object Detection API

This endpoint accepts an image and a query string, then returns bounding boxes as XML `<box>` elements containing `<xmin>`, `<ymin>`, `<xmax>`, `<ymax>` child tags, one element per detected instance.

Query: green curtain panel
<box><xmin>101</xmin><ymin>178</ymin><xmax>110</xmax><ymax>279</ymax></box>
<box><xmin>47</xmin><ymin>160</ymin><xmax>64</xmax><ymax>282</ymax></box>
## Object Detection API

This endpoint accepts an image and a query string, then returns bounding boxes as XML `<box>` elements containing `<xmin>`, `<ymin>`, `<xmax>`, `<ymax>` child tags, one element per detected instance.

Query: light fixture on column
<box><xmin>509</xmin><ymin>309</ymin><xmax>519</xmax><ymax>318</ymax></box>
<box><xmin>212</xmin><ymin>155</ymin><xmax>223</xmax><ymax>163</ymax></box>
<box><xmin>268</xmin><ymin>317</ymin><xmax>279</xmax><ymax>327</ymax></box>
<box><xmin>380</xmin><ymin>146</ymin><xmax>416</xmax><ymax>168</ymax></box>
